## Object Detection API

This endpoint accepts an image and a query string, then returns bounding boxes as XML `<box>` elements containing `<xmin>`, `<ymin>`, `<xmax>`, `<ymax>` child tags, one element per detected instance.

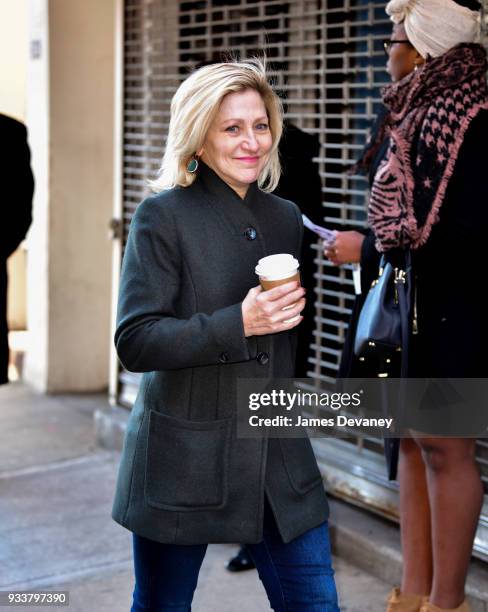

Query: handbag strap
<box><xmin>395</xmin><ymin>250</ymin><xmax>412</xmax><ymax>430</ymax></box>
<box><xmin>397</xmin><ymin>276</ymin><xmax>409</xmax><ymax>378</ymax></box>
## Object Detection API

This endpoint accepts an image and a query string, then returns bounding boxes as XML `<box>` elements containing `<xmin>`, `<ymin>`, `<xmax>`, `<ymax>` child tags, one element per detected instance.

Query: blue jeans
<box><xmin>131</xmin><ymin>497</ymin><xmax>340</xmax><ymax>611</ymax></box>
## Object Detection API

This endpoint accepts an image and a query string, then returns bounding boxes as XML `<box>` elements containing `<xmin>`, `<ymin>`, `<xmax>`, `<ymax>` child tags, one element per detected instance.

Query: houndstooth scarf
<box><xmin>368</xmin><ymin>43</ymin><xmax>488</xmax><ymax>252</ymax></box>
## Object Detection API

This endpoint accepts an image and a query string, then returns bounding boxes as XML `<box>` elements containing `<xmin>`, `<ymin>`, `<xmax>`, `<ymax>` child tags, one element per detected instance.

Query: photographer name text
<box><xmin>248</xmin><ymin>414</ymin><xmax>393</xmax><ymax>429</ymax></box>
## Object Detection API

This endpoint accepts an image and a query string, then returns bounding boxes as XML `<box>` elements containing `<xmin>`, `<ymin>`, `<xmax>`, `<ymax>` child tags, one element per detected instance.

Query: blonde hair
<box><xmin>149</xmin><ymin>58</ymin><xmax>283</xmax><ymax>193</ymax></box>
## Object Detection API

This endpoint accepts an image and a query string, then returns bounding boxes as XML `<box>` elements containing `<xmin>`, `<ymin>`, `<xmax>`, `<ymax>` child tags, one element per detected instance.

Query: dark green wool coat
<box><xmin>111</xmin><ymin>162</ymin><xmax>329</xmax><ymax>545</ymax></box>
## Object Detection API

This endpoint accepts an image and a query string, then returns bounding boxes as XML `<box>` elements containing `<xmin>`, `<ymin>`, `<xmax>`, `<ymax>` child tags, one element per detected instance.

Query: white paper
<box><xmin>352</xmin><ymin>264</ymin><xmax>362</xmax><ymax>295</ymax></box>
<box><xmin>302</xmin><ymin>214</ymin><xmax>336</xmax><ymax>242</ymax></box>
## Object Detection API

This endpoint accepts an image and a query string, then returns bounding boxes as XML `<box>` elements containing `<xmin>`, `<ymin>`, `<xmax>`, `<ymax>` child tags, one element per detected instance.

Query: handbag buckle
<box><xmin>393</xmin><ymin>268</ymin><xmax>406</xmax><ymax>304</ymax></box>
<box><xmin>394</xmin><ymin>268</ymin><xmax>406</xmax><ymax>284</ymax></box>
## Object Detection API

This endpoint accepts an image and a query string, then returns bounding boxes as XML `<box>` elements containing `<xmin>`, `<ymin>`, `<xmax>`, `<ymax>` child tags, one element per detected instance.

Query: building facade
<box><xmin>20</xmin><ymin>0</ymin><xmax>488</xmax><ymax>562</ymax></box>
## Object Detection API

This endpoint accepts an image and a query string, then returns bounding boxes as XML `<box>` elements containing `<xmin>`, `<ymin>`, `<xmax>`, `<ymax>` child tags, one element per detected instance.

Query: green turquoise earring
<box><xmin>187</xmin><ymin>156</ymin><xmax>199</xmax><ymax>173</ymax></box>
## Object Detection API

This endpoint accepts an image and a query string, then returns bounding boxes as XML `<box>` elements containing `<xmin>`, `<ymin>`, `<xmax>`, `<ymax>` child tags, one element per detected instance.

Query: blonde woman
<box><xmin>112</xmin><ymin>60</ymin><xmax>339</xmax><ymax>611</ymax></box>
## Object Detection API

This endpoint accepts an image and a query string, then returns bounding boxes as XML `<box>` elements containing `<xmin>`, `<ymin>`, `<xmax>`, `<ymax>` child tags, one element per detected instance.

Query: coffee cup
<box><xmin>255</xmin><ymin>254</ymin><xmax>301</xmax><ymax>323</ymax></box>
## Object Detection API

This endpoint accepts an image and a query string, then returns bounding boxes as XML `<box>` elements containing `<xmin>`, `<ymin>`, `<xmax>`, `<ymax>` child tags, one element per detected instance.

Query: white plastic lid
<box><xmin>255</xmin><ymin>253</ymin><xmax>299</xmax><ymax>280</ymax></box>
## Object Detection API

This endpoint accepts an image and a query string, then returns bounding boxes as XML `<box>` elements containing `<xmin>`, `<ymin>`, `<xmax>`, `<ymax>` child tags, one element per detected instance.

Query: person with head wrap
<box><xmin>324</xmin><ymin>1</ymin><xmax>488</xmax><ymax>611</ymax></box>
<box><xmin>386</xmin><ymin>0</ymin><xmax>481</xmax><ymax>60</ymax></box>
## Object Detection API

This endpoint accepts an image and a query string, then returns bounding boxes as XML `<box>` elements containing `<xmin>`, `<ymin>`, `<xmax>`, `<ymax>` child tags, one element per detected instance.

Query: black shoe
<box><xmin>226</xmin><ymin>546</ymin><xmax>256</xmax><ymax>572</ymax></box>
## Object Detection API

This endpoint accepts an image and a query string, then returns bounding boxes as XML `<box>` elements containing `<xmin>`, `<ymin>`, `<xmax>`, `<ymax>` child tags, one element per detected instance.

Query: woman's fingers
<box><xmin>324</xmin><ymin>246</ymin><xmax>340</xmax><ymax>265</ymax></box>
<box><xmin>274</xmin><ymin>314</ymin><xmax>304</xmax><ymax>331</ymax></box>
<box><xmin>259</xmin><ymin>280</ymin><xmax>300</xmax><ymax>300</ymax></box>
<box><xmin>271</xmin><ymin>297</ymin><xmax>306</xmax><ymax>324</ymax></box>
<box><xmin>258</xmin><ymin>285</ymin><xmax>305</xmax><ymax>312</ymax></box>
<box><xmin>253</xmin><ymin>314</ymin><xmax>304</xmax><ymax>335</ymax></box>
<box><xmin>324</xmin><ymin>240</ymin><xmax>338</xmax><ymax>259</ymax></box>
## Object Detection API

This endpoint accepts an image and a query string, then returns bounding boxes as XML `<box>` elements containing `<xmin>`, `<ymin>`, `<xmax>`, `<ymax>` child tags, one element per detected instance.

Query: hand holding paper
<box><xmin>302</xmin><ymin>214</ymin><xmax>336</xmax><ymax>243</ymax></box>
<box><xmin>303</xmin><ymin>216</ymin><xmax>363</xmax><ymax>295</ymax></box>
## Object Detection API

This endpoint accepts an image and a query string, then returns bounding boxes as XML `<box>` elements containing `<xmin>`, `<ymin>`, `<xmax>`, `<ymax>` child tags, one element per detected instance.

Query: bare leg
<box><xmin>399</xmin><ymin>437</ymin><xmax>433</xmax><ymax>596</ymax></box>
<box><xmin>414</xmin><ymin>436</ymin><xmax>483</xmax><ymax>609</ymax></box>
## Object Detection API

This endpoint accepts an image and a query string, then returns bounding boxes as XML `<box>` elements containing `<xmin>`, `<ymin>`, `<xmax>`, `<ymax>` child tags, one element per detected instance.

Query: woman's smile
<box><xmin>235</xmin><ymin>155</ymin><xmax>260</xmax><ymax>163</ymax></box>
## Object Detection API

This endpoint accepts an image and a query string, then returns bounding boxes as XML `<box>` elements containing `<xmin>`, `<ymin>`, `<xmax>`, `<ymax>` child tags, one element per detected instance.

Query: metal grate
<box><xmin>120</xmin><ymin>0</ymin><xmax>488</xmax><ymax>560</ymax></box>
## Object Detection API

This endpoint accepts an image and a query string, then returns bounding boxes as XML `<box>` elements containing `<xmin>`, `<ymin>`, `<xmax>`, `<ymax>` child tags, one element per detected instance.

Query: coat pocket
<box><xmin>279</xmin><ymin>438</ymin><xmax>323</xmax><ymax>495</ymax></box>
<box><xmin>144</xmin><ymin>410</ymin><xmax>232</xmax><ymax>511</ymax></box>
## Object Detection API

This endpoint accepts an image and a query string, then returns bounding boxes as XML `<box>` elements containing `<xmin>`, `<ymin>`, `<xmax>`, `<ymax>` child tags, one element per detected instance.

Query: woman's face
<box><xmin>386</xmin><ymin>23</ymin><xmax>423</xmax><ymax>82</ymax></box>
<box><xmin>200</xmin><ymin>88</ymin><xmax>273</xmax><ymax>198</ymax></box>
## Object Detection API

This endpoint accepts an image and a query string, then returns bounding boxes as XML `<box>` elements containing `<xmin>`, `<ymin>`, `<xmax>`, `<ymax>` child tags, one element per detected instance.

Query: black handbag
<box><xmin>354</xmin><ymin>250</ymin><xmax>412</xmax><ymax>377</ymax></box>
<box><xmin>354</xmin><ymin>250</ymin><xmax>413</xmax><ymax>481</ymax></box>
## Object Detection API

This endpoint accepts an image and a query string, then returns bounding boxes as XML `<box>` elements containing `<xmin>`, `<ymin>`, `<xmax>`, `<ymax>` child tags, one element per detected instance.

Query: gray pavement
<box><xmin>0</xmin><ymin>382</ymin><xmax>399</xmax><ymax>611</ymax></box>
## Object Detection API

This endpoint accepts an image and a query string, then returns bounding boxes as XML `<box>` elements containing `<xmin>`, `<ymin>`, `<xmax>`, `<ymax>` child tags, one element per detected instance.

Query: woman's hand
<box><xmin>323</xmin><ymin>231</ymin><xmax>365</xmax><ymax>266</ymax></box>
<box><xmin>242</xmin><ymin>281</ymin><xmax>306</xmax><ymax>337</ymax></box>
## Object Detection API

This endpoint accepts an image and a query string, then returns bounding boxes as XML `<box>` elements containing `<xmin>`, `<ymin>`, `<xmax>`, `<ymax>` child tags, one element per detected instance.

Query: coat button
<box><xmin>244</xmin><ymin>227</ymin><xmax>257</xmax><ymax>241</ymax></box>
<box><xmin>219</xmin><ymin>352</ymin><xmax>229</xmax><ymax>363</ymax></box>
<box><xmin>257</xmin><ymin>352</ymin><xmax>269</xmax><ymax>365</ymax></box>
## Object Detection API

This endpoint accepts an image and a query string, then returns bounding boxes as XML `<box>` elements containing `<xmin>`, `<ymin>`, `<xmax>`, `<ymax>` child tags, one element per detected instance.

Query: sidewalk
<box><xmin>0</xmin><ymin>382</ymin><xmax>394</xmax><ymax>611</ymax></box>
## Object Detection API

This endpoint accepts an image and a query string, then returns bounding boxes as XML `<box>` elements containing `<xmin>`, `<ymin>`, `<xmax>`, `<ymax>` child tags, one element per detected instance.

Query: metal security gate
<box><xmin>118</xmin><ymin>0</ymin><xmax>488</xmax><ymax>560</ymax></box>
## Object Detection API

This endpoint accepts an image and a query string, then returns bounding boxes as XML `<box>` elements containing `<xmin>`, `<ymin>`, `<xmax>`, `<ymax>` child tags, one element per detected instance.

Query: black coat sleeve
<box><xmin>289</xmin><ymin>201</ymin><xmax>304</xmax><ymax>364</ymax></box>
<box><xmin>413</xmin><ymin>109</ymin><xmax>488</xmax><ymax>282</ymax></box>
<box><xmin>114</xmin><ymin>197</ymin><xmax>253</xmax><ymax>372</ymax></box>
<box><xmin>293</xmin><ymin>200</ymin><xmax>304</xmax><ymax>262</ymax></box>
<box><xmin>1</xmin><ymin>121</ymin><xmax>34</xmax><ymax>258</ymax></box>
